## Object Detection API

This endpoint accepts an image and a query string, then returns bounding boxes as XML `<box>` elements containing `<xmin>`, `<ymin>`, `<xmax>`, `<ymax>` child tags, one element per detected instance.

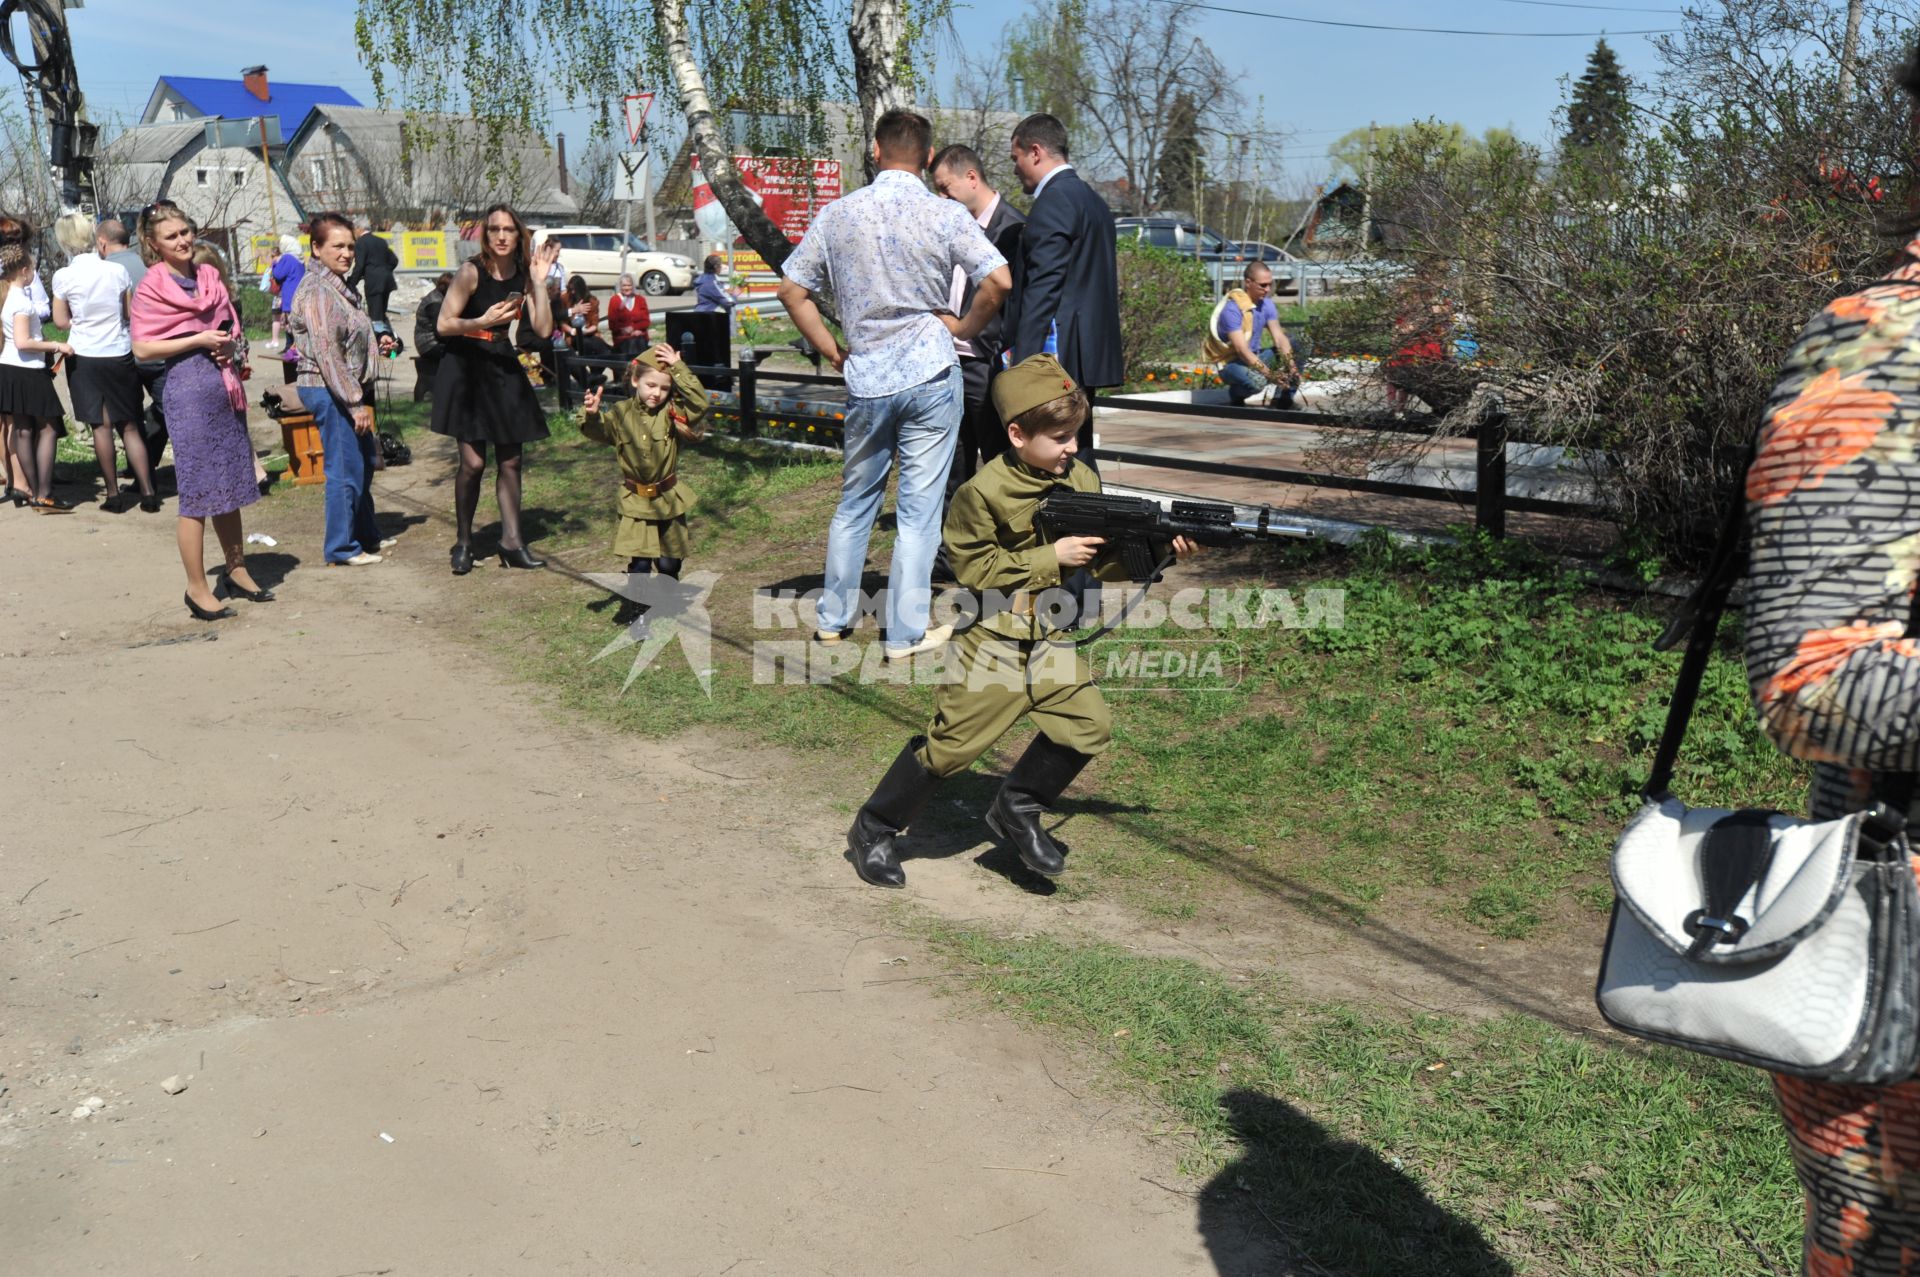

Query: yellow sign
<box><xmin>400</xmin><ymin>233</ymin><xmax>447</xmax><ymax>271</ymax></box>
<box><xmin>249</xmin><ymin>231</ymin><xmax>453</xmax><ymax>274</ymax></box>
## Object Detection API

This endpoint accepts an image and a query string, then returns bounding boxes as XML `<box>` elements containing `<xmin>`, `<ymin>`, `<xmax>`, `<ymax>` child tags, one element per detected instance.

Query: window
<box><xmin>557</xmin><ymin>234</ymin><xmax>589</xmax><ymax>251</ymax></box>
<box><xmin>589</xmin><ymin>234</ymin><xmax>622</xmax><ymax>252</ymax></box>
<box><xmin>1195</xmin><ymin>228</ymin><xmax>1229</xmax><ymax>252</ymax></box>
<box><xmin>231</xmin><ymin>169</ymin><xmax>247</xmax><ymax>188</ymax></box>
<box><xmin>195</xmin><ymin>168</ymin><xmax>209</xmax><ymax>186</ymax></box>
<box><xmin>1144</xmin><ymin>225</ymin><xmax>1177</xmax><ymax>249</ymax></box>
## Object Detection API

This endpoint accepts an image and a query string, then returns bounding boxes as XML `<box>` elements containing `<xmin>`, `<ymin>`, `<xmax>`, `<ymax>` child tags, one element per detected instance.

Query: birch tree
<box><xmin>355</xmin><ymin>0</ymin><xmax>945</xmax><ymax>271</ymax></box>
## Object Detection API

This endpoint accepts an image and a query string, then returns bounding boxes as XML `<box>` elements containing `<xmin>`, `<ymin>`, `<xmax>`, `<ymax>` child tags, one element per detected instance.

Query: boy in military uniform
<box><xmin>580</xmin><ymin>344</ymin><xmax>708</xmax><ymax>583</ymax></box>
<box><xmin>845</xmin><ymin>354</ymin><xmax>1195</xmax><ymax>888</ymax></box>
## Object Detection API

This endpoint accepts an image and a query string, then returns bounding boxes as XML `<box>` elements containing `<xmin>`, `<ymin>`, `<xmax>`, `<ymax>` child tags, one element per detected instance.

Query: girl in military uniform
<box><xmin>844</xmin><ymin>354</ymin><xmax>1195</xmax><ymax>888</ymax></box>
<box><xmin>579</xmin><ymin>344</ymin><xmax>709</xmax><ymax>586</ymax></box>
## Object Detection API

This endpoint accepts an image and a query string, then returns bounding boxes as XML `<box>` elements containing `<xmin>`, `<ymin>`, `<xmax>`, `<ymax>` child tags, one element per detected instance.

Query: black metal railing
<box><xmin>544</xmin><ymin>346</ymin><xmax>1601</xmax><ymax>537</ymax></box>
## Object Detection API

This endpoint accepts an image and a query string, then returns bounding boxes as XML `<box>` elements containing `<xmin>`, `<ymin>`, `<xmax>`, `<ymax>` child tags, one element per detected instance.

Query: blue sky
<box><xmin>64</xmin><ymin>0</ymin><xmax>1671</xmax><ymax>189</ymax></box>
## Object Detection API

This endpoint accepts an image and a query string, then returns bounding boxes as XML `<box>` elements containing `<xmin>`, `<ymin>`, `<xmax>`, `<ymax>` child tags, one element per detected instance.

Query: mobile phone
<box><xmin>218</xmin><ymin>319</ymin><xmax>233</xmax><ymax>334</ymax></box>
<box><xmin>503</xmin><ymin>291</ymin><xmax>525</xmax><ymax>309</ymax></box>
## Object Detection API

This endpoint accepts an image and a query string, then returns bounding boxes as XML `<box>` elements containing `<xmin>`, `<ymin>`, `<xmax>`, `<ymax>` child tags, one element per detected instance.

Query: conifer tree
<box><xmin>1563</xmin><ymin>38</ymin><xmax>1632</xmax><ymax>160</ymax></box>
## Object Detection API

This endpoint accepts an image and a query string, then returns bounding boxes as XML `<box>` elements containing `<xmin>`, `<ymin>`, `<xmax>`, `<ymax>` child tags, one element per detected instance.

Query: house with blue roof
<box><xmin>141</xmin><ymin>67</ymin><xmax>361</xmax><ymax>149</ymax></box>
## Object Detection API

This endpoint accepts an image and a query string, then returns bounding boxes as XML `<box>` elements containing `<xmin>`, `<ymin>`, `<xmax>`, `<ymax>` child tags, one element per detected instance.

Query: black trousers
<box><xmin>365</xmin><ymin>279</ymin><xmax>395</xmax><ymax>325</ymax></box>
<box><xmin>945</xmin><ymin>358</ymin><xmax>1003</xmax><ymax>506</ymax></box>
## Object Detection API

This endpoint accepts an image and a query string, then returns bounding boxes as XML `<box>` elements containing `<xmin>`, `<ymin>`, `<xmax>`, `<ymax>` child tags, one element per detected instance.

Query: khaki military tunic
<box><xmin>580</xmin><ymin>360</ymin><xmax>709</xmax><ymax>558</ymax></box>
<box><xmin>916</xmin><ymin>453</ymin><xmax>1133</xmax><ymax>779</ymax></box>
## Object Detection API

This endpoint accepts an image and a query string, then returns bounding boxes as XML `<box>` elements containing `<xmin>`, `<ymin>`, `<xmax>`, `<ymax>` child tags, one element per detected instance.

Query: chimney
<box><xmin>556</xmin><ymin>132</ymin><xmax>569</xmax><ymax>195</ymax></box>
<box><xmin>242</xmin><ymin>66</ymin><xmax>270</xmax><ymax>103</ymax></box>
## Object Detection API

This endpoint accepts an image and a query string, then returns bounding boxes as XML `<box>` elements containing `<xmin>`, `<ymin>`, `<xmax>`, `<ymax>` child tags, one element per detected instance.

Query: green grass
<box><xmin>483</xmin><ymin>441</ymin><xmax>1804</xmax><ymax>940</ymax></box>
<box><xmin>931</xmin><ymin>929</ymin><xmax>1798</xmax><ymax>1276</ymax></box>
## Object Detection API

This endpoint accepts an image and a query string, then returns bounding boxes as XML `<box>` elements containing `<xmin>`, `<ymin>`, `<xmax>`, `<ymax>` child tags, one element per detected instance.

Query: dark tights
<box><xmin>454</xmin><ymin>439</ymin><xmax>527</xmax><ymax>551</ymax></box>
<box><xmin>625</xmin><ymin>555</ymin><xmax>682</xmax><ymax>579</ymax></box>
<box><xmin>93</xmin><ymin>419</ymin><xmax>155</xmax><ymax>497</ymax></box>
<box><xmin>10</xmin><ymin>416</ymin><xmax>57</xmax><ymax>501</ymax></box>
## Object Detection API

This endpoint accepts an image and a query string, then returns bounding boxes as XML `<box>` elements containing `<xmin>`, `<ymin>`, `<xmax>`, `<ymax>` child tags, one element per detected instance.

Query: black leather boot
<box><xmin>985</xmin><ymin>735</ymin><xmax>1093</xmax><ymax>877</ymax></box>
<box><xmin>847</xmin><ymin>737</ymin><xmax>941</xmax><ymax>888</ymax></box>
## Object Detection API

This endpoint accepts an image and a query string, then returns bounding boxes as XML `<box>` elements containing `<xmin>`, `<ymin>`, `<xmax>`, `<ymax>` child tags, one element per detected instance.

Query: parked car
<box><xmin>1231</xmin><ymin>240</ymin><xmax>1297</xmax><ymax>265</ymax></box>
<box><xmin>532</xmin><ymin>226</ymin><xmax>696</xmax><ymax>295</ymax></box>
<box><xmin>1116</xmin><ymin>217</ymin><xmax>1301</xmax><ymax>293</ymax></box>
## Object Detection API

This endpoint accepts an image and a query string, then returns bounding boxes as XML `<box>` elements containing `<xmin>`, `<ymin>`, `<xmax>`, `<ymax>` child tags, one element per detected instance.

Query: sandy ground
<box><xmin>0</xmin><ymin>424</ymin><xmax>1307</xmax><ymax>1276</ymax></box>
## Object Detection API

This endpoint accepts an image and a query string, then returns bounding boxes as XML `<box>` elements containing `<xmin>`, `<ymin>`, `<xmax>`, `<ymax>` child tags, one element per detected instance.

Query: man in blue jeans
<box><xmin>1204</xmin><ymin>262</ymin><xmax>1298</xmax><ymax>408</ymax></box>
<box><xmin>778</xmin><ymin>109</ymin><xmax>1011</xmax><ymax>660</ymax></box>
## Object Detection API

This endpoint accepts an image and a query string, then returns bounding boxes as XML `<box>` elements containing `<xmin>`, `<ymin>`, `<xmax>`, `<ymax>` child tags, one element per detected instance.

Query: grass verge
<box><xmin>929</xmin><ymin>928</ymin><xmax>1798</xmax><ymax>1276</ymax></box>
<box><xmin>485</xmin><ymin>431</ymin><xmax>1804</xmax><ymax>939</ymax></box>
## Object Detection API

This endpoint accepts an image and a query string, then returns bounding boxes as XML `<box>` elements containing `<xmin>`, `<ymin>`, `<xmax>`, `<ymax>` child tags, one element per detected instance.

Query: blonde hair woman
<box><xmin>129</xmin><ymin>203</ymin><xmax>272</xmax><ymax>620</ymax></box>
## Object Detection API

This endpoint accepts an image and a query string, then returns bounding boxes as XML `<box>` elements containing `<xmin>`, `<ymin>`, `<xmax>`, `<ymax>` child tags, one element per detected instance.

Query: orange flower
<box><xmin>1748</xmin><ymin>367</ymin><xmax>1897</xmax><ymax>504</ymax></box>
<box><xmin>1827</xmin><ymin>292</ymin><xmax>1886</xmax><ymax>325</ymax></box>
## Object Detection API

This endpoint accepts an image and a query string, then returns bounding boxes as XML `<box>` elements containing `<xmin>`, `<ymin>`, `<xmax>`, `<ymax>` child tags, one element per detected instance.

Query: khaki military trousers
<box><xmin>916</xmin><ymin>626</ymin><xmax>1112</xmax><ymax>779</ymax></box>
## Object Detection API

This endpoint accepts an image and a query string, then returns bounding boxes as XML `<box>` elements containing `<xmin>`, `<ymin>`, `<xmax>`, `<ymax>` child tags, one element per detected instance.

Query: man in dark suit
<box><xmin>1005</xmin><ymin>113</ymin><xmax>1121</xmax><ymax>464</ymax></box>
<box><xmin>346</xmin><ymin>223</ymin><xmax>401</xmax><ymax>334</ymax></box>
<box><xmin>931</xmin><ymin>144</ymin><xmax>1025</xmax><ymax>488</ymax></box>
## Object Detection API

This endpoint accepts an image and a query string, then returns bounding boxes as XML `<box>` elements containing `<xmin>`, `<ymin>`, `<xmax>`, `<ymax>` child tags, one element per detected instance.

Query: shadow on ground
<box><xmin>1198</xmin><ymin>1089</ymin><xmax>1514</xmax><ymax>1277</ymax></box>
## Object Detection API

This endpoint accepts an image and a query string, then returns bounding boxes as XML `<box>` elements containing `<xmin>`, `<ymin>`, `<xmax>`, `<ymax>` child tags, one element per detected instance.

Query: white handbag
<box><xmin>1595</xmin><ymin>496</ymin><xmax>1920</xmax><ymax>1082</ymax></box>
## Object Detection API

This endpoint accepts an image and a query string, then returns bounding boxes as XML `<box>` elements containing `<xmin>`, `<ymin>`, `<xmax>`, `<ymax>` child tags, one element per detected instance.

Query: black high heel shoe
<box><xmin>498</xmin><ymin>545</ymin><xmax>545</xmax><ymax>570</ymax></box>
<box><xmin>450</xmin><ymin>543</ymin><xmax>475</xmax><ymax>576</ymax></box>
<box><xmin>220</xmin><ymin>571</ymin><xmax>275</xmax><ymax>603</ymax></box>
<box><xmin>5</xmin><ymin>487</ymin><xmax>24</xmax><ymax>507</ymax></box>
<box><xmin>184</xmin><ymin>592</ymin><xmax>235</xmax><ymax>622</ymax></box>
<box><xmin>139</xmin><ymin>493</ymin><xmax>162</xmax><ymax>513</ymax></box>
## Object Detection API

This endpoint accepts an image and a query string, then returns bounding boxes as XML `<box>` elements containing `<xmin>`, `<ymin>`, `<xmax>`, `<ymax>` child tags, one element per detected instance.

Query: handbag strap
<box><xmin>1642</xmin><ymin>483</ymin><xmax>1749</xmax><ymax>799</ymax></box>
<box><xmin>1643</xmin><ymin>452</ymin><xmax>1920</xmax><ymax>815</ymax></box>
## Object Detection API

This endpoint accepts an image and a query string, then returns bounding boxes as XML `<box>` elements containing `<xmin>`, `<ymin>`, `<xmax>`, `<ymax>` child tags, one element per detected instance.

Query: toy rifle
<box><xmin>1035</xmin><ymin>489</ymin><xmax>1309</xmax><ymax>583</ymax></box>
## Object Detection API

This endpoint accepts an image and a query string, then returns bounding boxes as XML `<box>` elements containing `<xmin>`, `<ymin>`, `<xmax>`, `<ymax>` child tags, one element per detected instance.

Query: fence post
<box><xmin>1474</xmin><ymin>410</ymin><xmax>1508</xmax><ymax>540</ymax></box>
<box><xmin>555</xmin><ymin>346</ymin><xmax>573</xmax><ymax>410</ymax></box>
<box><xmin>738</xmin><ymin>348</ymin><xmax>758</xmax><ymax>438</ymax></box>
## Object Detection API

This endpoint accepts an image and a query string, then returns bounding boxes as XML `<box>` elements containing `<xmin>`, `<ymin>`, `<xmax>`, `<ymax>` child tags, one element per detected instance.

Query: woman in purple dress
<box><xmin>130</xmin><ymin>202</ymin><xmax>272</xmax><ymax>621</ymax></box>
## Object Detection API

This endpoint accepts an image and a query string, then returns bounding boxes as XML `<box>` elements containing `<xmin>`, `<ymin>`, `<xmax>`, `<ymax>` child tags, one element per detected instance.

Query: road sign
<box><xmin>623</xmin><ymin>93</ymin><xmax>654</xmax><ymax>144</ymax></box>
<box><xmin>616</xmin><ymin>151</ymin><xmax>649</xmax><ymax>202</ymax></box>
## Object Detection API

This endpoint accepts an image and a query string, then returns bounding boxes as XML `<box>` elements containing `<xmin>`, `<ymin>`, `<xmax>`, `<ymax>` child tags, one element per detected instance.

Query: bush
<box><xmin>1116</xmin><ymin>238</ymin><xmax>1212</xmax><ymax>375</ymax></box>
<box><xmin>1357</xmin><ymin>5</ymin><xmax>1920</xmax><ymax>564</ymax></box>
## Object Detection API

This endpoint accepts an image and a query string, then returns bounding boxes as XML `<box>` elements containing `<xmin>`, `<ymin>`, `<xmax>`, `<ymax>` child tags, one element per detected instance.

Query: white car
<box><xmin>533</xmin><ymin>226</ymin><xmax>695</xmax><ymax>295</ymax></box>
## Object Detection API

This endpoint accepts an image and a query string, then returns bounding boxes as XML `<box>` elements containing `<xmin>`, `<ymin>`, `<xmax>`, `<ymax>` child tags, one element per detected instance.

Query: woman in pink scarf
<box><xmin>130</xmin><ymin>203</ymin><xmax>272</xmax><ymax>621</ymax></box>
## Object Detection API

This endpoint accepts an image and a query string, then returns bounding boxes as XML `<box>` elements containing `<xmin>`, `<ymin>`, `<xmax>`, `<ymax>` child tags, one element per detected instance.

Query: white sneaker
<box><xmin>331</xmin><ymin>551</ymin><xmax>383</xmax><ymax>566</ymax></box>
<box><xmin>378</xmin><ymin>537</ymin><xmax>398</xmax><ymax>550</ymax></box>
<box><xmin>883</xmin><ymin>623</ymin><xmax>953</xmax><ymax>661</ymax></box>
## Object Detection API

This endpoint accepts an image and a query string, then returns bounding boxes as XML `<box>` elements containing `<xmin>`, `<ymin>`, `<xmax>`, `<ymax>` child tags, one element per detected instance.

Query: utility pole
<box><xmin>256</xmin><ymin>114</ymin><xmax>279</xmax><ymax>235</ymax></box>
<box><xmin>0</xmin><ymin>0</ymin><xmax>96</xmax><ymax>212</ymax></box>
<box><xmin>1361</xmin><ymin>120</ymin><xmax>1376</xmax><ymax>258</ymax></box>
<box><xmin>642</xmin><ymin>127</ymin><xmax>657</xmax><ymax>249</ymax></box>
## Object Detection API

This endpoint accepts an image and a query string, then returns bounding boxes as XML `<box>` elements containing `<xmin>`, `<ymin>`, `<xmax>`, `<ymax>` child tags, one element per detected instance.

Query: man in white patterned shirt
<box><xmin>778</xmin><ymin>110</ymin><xmax>1012</xmax><ymax>661</ymax></box>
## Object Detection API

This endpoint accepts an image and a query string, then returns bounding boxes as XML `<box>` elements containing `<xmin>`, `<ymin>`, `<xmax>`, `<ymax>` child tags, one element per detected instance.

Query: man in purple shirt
<box><xmin>778</xmin><ymin>110</ymin><xmax>1011</xmax><ymax>661</ymax></box>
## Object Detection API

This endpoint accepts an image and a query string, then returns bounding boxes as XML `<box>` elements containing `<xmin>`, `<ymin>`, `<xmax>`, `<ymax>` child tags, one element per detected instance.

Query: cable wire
<box><xmin>1145</xmin><ymin>0</ymin><xmax>1678</xmax><ymax>36</ymax></box>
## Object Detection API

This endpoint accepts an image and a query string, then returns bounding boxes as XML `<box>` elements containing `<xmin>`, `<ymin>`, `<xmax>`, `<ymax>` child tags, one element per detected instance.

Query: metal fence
<box><xmin>547</xmin><ymin>347</ymin><xmax>1606</xmax><ymax>539</ymax></box>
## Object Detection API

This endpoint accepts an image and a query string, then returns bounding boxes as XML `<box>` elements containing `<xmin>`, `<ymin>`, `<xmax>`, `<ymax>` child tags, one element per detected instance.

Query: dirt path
<box><xmin>0</xmin><ymin>441</ymin><xmax>1272</xmax><ymax>1276</ymax></box>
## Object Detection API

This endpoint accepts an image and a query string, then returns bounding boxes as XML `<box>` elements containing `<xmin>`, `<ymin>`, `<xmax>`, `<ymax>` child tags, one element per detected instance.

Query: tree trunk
<box><xmin>849</xmin><ymin>0</ymin><xmax>913</xmax><ymax>184</ymax></box>
<box><xmin>655</xmin><ymin>0</ymin><xmax>796</xmax><ymax>270</ymax></box>
<box><xmin>1838</xmin><ymin>0</ymin><xmax>1865</xmax><ymax>103</ymax></box>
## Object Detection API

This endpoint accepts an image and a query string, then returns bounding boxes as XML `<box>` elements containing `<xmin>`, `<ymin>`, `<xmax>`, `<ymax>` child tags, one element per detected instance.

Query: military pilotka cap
<box><xmin>993</xmin><ymin>353</ymin><xmax>1079</xmax><ymax>426</ymax></box>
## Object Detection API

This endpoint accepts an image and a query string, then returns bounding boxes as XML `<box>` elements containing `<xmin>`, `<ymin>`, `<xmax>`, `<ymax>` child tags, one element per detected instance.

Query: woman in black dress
<box><xmin>432</xmin><ymin>204</ymin><xmax>561</xmax><ymax>573</ymax></box>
